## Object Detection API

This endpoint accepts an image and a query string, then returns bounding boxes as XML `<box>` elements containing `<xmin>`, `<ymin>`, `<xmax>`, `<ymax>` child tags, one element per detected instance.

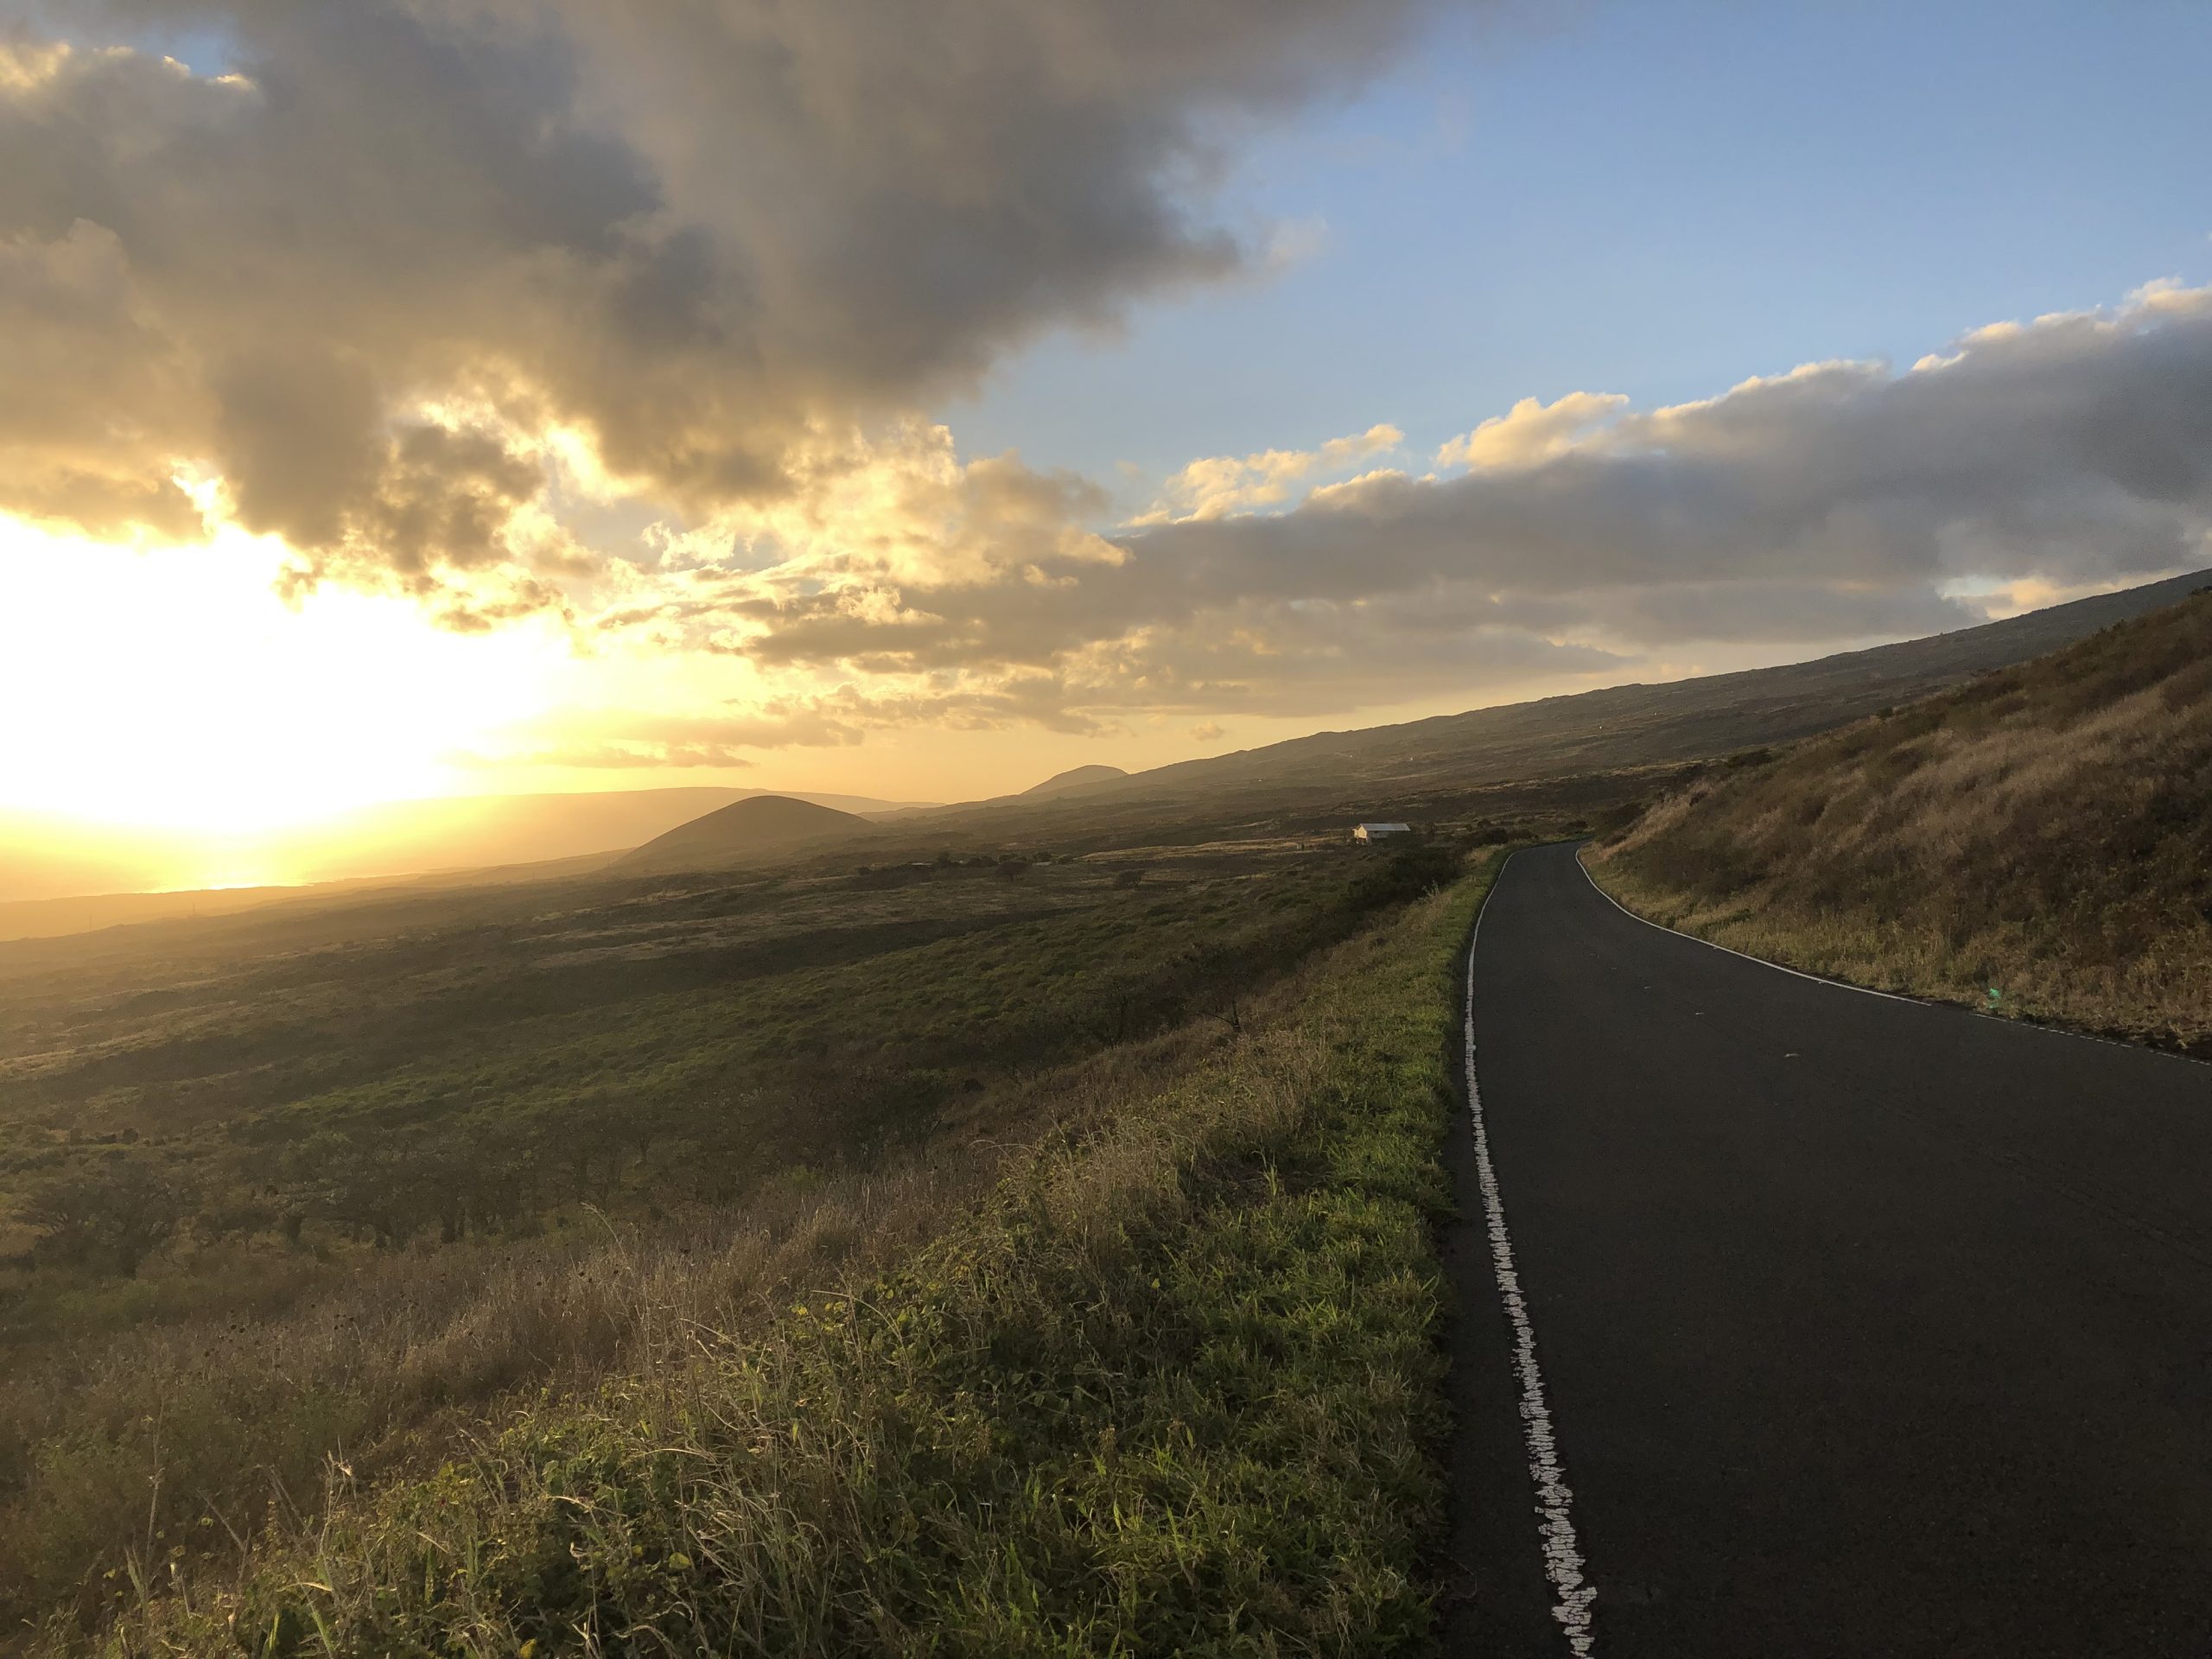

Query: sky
<box><xmin>3</xmin><ymin>0</ymin><xmax>2210</xmax><ymax>853</ymax></box>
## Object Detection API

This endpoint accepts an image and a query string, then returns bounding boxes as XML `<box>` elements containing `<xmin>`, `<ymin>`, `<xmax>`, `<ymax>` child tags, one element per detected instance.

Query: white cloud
<box><xmin>1135</xmin><ymin>423</ymin><xmax>1403</xmax><ymax>523</ymax></box>
<box><xmin>1435</xmin><ymin>391</ymin><xmax>1627</xmax><ymax>471</ymax></box>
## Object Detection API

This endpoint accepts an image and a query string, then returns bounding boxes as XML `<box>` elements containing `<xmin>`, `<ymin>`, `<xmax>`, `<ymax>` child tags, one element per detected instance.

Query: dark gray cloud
<box><xmin>0</xmin><ymin>1</ymin><xmax>1455</xmax><ymax>600</ymax></box>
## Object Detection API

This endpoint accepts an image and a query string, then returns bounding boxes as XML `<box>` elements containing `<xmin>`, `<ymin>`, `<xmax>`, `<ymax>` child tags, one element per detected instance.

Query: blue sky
<box><xmin>946</xmin><ymin>0</ymin><xmax>2212</xmax><ymax>498</ymax></box>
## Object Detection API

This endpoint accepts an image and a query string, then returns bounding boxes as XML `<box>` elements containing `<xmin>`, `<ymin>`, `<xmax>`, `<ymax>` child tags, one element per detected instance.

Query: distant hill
<box><xmin>0</xmin><ymin>786</ymin><xmax>937</xmax><ymax>909</ymax></box>
<box><xmin>1593</xmin><ymin>583</ymin><xmax>2212</xmax><ymax>1053</ymax></box>
<box><xmin>1021</xmin><ymin>765</ymin><xmax>1128</xmax><ymax>798</ymax></box>
<box><xmin>308</xmin><ymin>787</ymin><xmax>926</xmax><ymax>879</ymax></box>
<box><xmin>911</xmin><ymin>569</ymin><xmax>2212</xmax><ymax>839</ymax></box>
<box><xmin>615</xmin><ymin>794</ymin><xmax>874</xmax><ymax>874</ymax></box>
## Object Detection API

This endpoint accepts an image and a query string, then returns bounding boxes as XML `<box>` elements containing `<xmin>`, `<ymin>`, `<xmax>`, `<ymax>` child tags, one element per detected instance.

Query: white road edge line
<box><xmin>1465</xmin><ymin>857</ymin><xmax>1598</xmax><ymax>1656</ymax></box>
<box><xmin>1573</xmin><ymin>844</ymin><xmax>2208</xmax><ymax>1065</ymax></box>
<box><xmin>1570</xmin><ymin>845</ymin><xmax>1924</xmax><ymax>1006</ymax></box>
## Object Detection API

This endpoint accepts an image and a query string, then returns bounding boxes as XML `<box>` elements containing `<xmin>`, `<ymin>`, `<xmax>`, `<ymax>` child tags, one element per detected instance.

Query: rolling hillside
<box><xmin>1021</xmin><ymin>764</ymin><xmax>1128</xmax><ymax>797</ymax></box>
<box><xmin>0</xmin><ymin>791</ymin><xmax>1484</xmax><ymax>1646</ymax></box>
<box><xmin>616</xmin><ymin>793</ymin><xmax>874</xmax><ymax>874</ymax></box>
<box><xmin>320</xmin><ymin>787</ymin><xmax>925</xmax><ymax>878</ymax></box>
<box><xmin>915</xmin><ymin>569</ymin><xmax>2212</xmax><ymax>842</ymax></box>
<box><xmin>1591</xmin><ymin>583</ymin><xmax>2212</xmax><ymax>1053</ymax></box>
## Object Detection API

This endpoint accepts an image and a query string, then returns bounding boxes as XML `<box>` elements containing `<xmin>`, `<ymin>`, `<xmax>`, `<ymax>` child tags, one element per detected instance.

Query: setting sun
<box><xmin>0</xmin><ymin>513</ymin><xmax>565</xmax><ymax>840</ymax></box>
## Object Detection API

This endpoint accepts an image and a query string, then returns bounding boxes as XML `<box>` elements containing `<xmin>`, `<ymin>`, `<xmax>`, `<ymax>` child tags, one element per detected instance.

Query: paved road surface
<box><xmin>1441</xmin><ymin>842</ymin><xmax>2212</xmax><ymax>1657</ymax></box>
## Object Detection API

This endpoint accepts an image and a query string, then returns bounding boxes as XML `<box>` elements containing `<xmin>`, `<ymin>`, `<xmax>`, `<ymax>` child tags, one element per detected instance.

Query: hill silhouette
<box><xmin>1594</xmin><ymin>582</ymin><xmax>2212</xmax><ymax>1053</ymax></box>
<box><xmin>907</xmin><ymin>569</ymin><xmax>2212</xmax><ymax>840</ymax></box>
<box><xmin>616</xmin><ymin>793</ymin><xmax>873</xmax><ymax>874</ymax></box>
<box><xmin>1021</xmin><ymin>765</ymin><xmax>1128</xmax><ymax>798</ymax></box>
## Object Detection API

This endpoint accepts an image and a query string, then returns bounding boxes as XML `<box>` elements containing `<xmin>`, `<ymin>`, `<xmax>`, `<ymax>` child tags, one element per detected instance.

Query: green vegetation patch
<box><xmin>0</xmin><ymin>842</ymin><xmax>1466</xmax><ymax>1635</ymax></box>
<box><xmin>83</xmin><ymin>868</ymin><xmax>1493</xmax><ymax>1657</ymax></box>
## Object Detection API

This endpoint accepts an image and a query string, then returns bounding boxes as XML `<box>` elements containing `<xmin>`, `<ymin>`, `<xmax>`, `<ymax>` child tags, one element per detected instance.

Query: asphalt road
<box><xmin>1442</xmin><ymin>842</ymin><xmax>2212</xmax><ymax>1657</ymax></box>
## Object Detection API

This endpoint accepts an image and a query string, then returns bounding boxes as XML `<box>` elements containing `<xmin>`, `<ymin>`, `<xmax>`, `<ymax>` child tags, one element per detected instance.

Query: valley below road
<box><xmin>1446</xmin><ymin>842</ymin><xmax>2212</xmax><ymax>1657</ymax></box>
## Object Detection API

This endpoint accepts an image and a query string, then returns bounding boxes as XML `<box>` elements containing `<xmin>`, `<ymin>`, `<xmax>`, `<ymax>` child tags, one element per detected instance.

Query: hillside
<box><xmin>1591</xmin><ymin>584</ymin><xmax>2212</xmax><ymax>1054</ymax></box>
<box><xmin>916</xmin><ymin>570</ymin><xmax>2212</xmax><ymax>843</ymax></box>
<box><xmin>1022</xmin><ymin>764</ymin><xmax>1128</xmax><ymax>797</ymax></box>
<box><xmin>95</xmin><ymin>854</ymin><xmax>1466</xmax><ymax>1656</ymax></box>
<box><xmin>616</xmin><ymin>793</ymin><xmax>873</xmax><ymax>874</ymax></box>
<box><xmin>0</xmin><ymin>792</ymin><xmax>1484</xmax><ymax>1646</ymax></box>
<box><xmin>321</xmin><ymin>788</ymin><xmax>932</xmax><ymax>879</ymax></box>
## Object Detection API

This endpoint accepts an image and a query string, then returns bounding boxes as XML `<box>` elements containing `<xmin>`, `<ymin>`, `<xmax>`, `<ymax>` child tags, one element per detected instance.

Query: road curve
<box><xmin>1442</xmin><ymin>842</ymin><xmax>2212</xmax><ymax>1657</ymax></box>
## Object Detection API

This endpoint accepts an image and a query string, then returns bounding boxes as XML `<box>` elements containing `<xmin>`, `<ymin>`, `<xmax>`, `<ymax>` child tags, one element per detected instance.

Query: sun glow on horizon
<box><xmin>0</xmin><ymin>514</ymin><xmax>568</xmax><ymax>840</ymax></box>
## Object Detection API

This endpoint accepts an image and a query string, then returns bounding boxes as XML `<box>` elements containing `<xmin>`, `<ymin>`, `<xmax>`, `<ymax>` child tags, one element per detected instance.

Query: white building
<box><xmin>1352</xmin><ymin>822</ymin><xmax>1412</xmax><ymax>842</ymax></box>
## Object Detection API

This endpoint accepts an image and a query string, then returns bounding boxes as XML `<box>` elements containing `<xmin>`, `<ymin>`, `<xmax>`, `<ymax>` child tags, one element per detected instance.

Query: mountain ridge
<box><xmin>905</xmin><ymin>570</ymin><xmax>2212</xmax><ymax>836</ymax></box>
<box><xmin>1020</xmin><ymin>765</ymin><xmax>1128</xmax><ymax>798</ymax></box>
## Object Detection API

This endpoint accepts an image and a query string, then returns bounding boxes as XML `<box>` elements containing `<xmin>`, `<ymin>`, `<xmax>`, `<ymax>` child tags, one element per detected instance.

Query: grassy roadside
<box><xmin>1589</xmin><ymin>845</ymin><xmax>2209</xmax><ymax>1058</ymax></box>
<box><xmin>3</xmin><ymin>846</ymin><xmax>1461</xmax><ymax>1635</ymax></box>
<box><xmin>1588</xmin><ymin>591</ymin><xmax>2212</xmax><ymax>1057</ymax></box>
<box><xmin>60</xmin><ymin>860</ymin><xmax>1497</xmax><ymax>1657</ymax></box>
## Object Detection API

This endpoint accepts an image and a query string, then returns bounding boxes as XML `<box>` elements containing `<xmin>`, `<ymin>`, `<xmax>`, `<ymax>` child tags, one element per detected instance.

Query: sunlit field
<box><xmin>0</xmin><ymin>830</ymin><xmax>1471</xmax><ymax>1640</ymax></box>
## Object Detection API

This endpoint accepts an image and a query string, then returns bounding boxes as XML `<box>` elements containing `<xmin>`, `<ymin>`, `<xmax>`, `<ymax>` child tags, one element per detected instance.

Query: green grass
<box><xmin>2</xmin><ymin>850</ymin><xmax>1417</xmax><ymax>1245</ymax></box>
<box><xmin>0</xmin><ymin>839</ymin><xmax>1473</xmax><ymax>1640</ymax></box>
<box><xmin>57</xmin><ymin>861</ymin><xmax>1496</xmax><ymax>1656</ymax></box>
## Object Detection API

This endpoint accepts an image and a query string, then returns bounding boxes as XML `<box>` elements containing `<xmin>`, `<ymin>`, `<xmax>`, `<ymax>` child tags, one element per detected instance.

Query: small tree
<box><xmin>23</xmin><ymin>1159</ymin><xmax>189</xmax><ymax>1276</ymax></box>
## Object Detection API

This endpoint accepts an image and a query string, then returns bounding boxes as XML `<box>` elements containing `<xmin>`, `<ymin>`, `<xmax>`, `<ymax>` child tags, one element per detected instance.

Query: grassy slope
<box><xmin>1592</xmin><ymin>589</ymin><xmax>2212</xmax><ymax>1054</ymax></box>
<box><xmin>3</xmin><ymin>847</ymin><xmax>1460</xmax><ymax>1635</ymax></box>
<box><xmin>68</xmin><ymin>861</ymin><xmax>1497</xmax><ymax>1657</ymax></box>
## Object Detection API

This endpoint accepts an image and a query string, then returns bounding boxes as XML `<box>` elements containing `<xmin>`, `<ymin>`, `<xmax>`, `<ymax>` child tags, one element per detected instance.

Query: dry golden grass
<box><xmin>1592</xmin><ymin>589</ymin><xmax>2212</xmax><ymax>1054</ymax></box>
